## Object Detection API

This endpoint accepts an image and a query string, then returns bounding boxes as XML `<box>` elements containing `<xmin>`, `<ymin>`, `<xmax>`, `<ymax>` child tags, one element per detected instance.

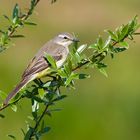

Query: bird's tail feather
<box><xmin>4</xmin><ymin>78</ymin><xmax>30</xmax><ymax>105</ymax></box>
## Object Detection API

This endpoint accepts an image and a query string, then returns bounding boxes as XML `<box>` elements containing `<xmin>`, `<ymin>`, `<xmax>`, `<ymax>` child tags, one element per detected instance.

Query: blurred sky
<box><xmin>0</xmin><ymin>0</ymin><xmax>140</xmax><ymax>140</ymax></box>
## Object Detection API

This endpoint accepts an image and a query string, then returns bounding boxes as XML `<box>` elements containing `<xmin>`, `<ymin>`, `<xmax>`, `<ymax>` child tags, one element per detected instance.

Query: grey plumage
<box><xmin>4</xmin><ymin>32</ymin><xmax>78</xmax><ymax>105</ymax></box>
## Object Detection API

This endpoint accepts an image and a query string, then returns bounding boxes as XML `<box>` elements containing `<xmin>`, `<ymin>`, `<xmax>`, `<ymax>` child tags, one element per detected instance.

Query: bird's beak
<box><xmin>72</xmin><ymin>38</ymin><xmax>80</xmax><ymax>42</ymax></box>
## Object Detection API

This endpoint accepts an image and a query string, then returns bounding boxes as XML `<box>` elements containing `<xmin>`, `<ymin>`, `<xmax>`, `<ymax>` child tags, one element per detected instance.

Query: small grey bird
<box><xmin>4</xmin><ymin>32</ymin><xmax>79</xmax><ymax>105</ymax></box>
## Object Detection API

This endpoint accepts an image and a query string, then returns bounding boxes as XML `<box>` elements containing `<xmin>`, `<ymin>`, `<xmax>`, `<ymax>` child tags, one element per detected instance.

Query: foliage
<box><xmin>0</xmin><ymin>0</ymin><xmax>57</xmax><ymax>53</ymax></box>
<box><xmin>0</xmin><ymin>1</ymin><xmax>140</xmax><ymax>140</ymax></box>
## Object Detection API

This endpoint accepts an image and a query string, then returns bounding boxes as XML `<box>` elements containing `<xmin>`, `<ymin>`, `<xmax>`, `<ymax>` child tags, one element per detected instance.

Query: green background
<box><xmin>0</xmin><ymin>0</ymin><xmax>140</xmax><ymax>139</ymax></box>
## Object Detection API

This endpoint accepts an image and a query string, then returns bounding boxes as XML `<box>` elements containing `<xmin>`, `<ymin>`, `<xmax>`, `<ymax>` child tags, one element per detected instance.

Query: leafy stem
<box><xmin>29</xmin><ymin>104</ymin><xmax>49</xmax><ymax>139</ymax></box>
<box><xmin>0</xmin><ymin>16</ymin><xmax>140</xmax><ymax>140</ymax></box>
<box><xmin>0</xmin><ymin>0</ymin><xmax>41</xmax><ymax>52</ymax></box>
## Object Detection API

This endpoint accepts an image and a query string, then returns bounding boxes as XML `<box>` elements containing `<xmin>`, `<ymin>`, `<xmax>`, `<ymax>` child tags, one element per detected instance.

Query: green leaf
<box><xmin>120</xmin><ymin>24</ymin><xmax>129</xmax><ymax>40</ymax></box>
<box><xmin>7</xmin><ymin>135</ymin><xmax>16</xmax><ymax>140</ymax></box>
<box><xmin>110</xmin><ymin>53</ymin><xmax>114</xmax><ymax>59</ymax></box>
<box><xmin>32</xmin><ymin>111</ymin><xmax>37</xmax><ymax>119</ymax></box>
<box><xmin>38</xmin><ymin>88</ymin><xmax>45</xmax><ymax>99</ymax></box>
<box><xmin>64</xmin><ymin>62</ymin><xmax>72</xmax><ymax>76</ymax></box>
<box><xmin>119</xmin><ymin>41</ymin><xmax>129</xmax><ymax>48</ymax></box>
<box><xmin>11</xmin><ymin>104</ymin><xmax>17</xmax><ymax>112</ymax></box>
<box><xmin>0</xmin><ymin>30</ymin><xmax>5</xmax><ymax>34</ymax></box>
<box><xmin>65</xmin><ymin>73</ymin><xmax>90</xmax><ymax>86</ymax></box>
<box><xmin>49</xmin><ymin>108</ymin><xmax>62</xmax><ymax>112</ymax></box>
<box><xmin>0</xmin><ymin>90</ymin><xmax>7</xmax><ymax>100</ymax></box>
<box><xmin>32</xmin><ymin>100</ymin><xmax>39</xmax><ymax>112</ymax></box>
<box><xmin>73</xmin><ymin>52</ymin><xmax>82</xmax><ymax>63</ymax></box>
<box><xmin>99</xmin><ymin>68</ymin><xmax>108</xmax><ymax>77</ymax></box>
<box><xmin>12</xmin><ymin>4</ymin><xmax>19</xmax><ymax>19</ymax></box>
<box><xmin>57</xmin><ymin>69</ymin><xmax>67</xmax><ymax>78</ymax></box>
<box><xmin>98</xmin><ymin>36</ymin><xmax>103</xmax><ymax>47</ymax></box>
<box><xmin>39</xmin><ymin>127</ymin><xmax>51</xmax><ymax>134</ymax></box>
<box><xmin>35</xmin><ymin>134</ymin><xmax>40</xmax><ymax>140</ymax></box>
<box><xmin>77</xmin><ymin>44</ymin><xmax>87</xmax><ymax>54</ymax></box>
<box><xmin>128</xmin><ymin>16</ymin><xmax>137</xmax><ymax>32</ymax></box>
<box><xmin>46</xmin><ymin>110</ymin><xmax>52</xmax><ymax>117</ymax></box>
<box><xmin>45</xmin><ymin>53</ymin><xmax>57</xmax><ymax>69</ymax></box>
<box><xmin>24</xmin><ymin>127</ymin><xmax>33</xmax><ymax>140</ymax></box>
<box><xmin>28</xmin><ymin>115</ymin><xmax>34</xmax><ymax>120</ymax></box>
<box><xmin>0</xmin><ymin>114</ymin><xmax>5</xmax><ymax>119</ymax></box>
<box><xmin>134</xmin><ymin>23</ymin><xmax>140</xmax><ymax>31</ymax></box>
<box><xmin>3</xmin><ymin>15</ymin><xmax>11</xmax><ymax>22</ymax></box>
<box><xmin>21</xmin><ymin>128</ymin><xmax>26</xmax><ymax>136</ymax></box>
<box><xmin>114</xmin><ymin>47</ymin><xmax>127</xmax><ymax>53</ymax></box>
<box><xmin>78</xmin><ymin>74</ymin><xmax>90</xmax><ymax>79</ymax></box>
<box><xmin>32</xmin><ymin>96</ymin><xmax>44</xmax><ymax>103</ymax></box>
<box><xmin>31</xmin><ymin>0</ymin><xmax>36</xmax><ymax>8</ymax></box>
<box><xmin>41</xmin><ymin>120</ymin><xmax>45</xmax><ymax>132</ymax></box>
<box><xmin>89</xmin><ymin>43</ymin><xmax>98</xmax><ymax>49</ymax></box>
<box><xmin>52</xmin><ymin>95</ymin><xmax>67</xmax><ymax>102</ymax></box>
<box><xmin>105</xmin><ymin>30</ymin><xmax>118</xmax><ymax>41</ymax></box>
<box><xmin>104</xmin><ymin>36</ymin><xmax>111</xmax><ymax>48</ymax></box>
<box><xmin>97</xmin><ymin>62</ymin><xmax>107</xmax><ymax>69</ymax></box>
<box><xmin>116</xmin><ymin>28</ymin><xmax>121</xmax><ymax>41</ymax></box>
<box><xmin>24</xmin><ymin>21</ymin><xmax>37</xmax><ymax>26</ymax></box>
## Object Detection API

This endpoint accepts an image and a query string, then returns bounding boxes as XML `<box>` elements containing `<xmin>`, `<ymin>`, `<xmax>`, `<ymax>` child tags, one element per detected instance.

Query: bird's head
<box><xmin>53</xmin><ymin>32</ymin><xmax>79</xmax><ymax>47</ymax></box>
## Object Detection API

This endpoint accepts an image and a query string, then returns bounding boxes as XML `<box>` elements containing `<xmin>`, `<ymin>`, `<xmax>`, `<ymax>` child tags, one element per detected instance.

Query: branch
<box><xmin>0</xmin><ymin>0</ymin><xmax>41</xmax><ymax>53</ymax></box>
<box><xmin>29</xmin><ymin>104</ymin><xmax>49</xmax><ymax>139</ymax></box>
<box><xmin>0</xmin><ymin>16</ymin><xmax>139</xmax><ymax>140</ymax></box>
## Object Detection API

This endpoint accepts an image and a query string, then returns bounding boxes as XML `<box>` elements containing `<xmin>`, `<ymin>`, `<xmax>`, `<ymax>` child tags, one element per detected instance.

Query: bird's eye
<box><xmin>64</xmin><ymin>36</ymin><xmax>68</xmax><ymax>39</ymax></box>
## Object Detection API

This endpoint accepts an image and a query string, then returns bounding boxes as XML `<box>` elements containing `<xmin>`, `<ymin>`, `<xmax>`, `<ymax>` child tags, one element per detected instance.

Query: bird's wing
<box><xmin>22</xmin><ymin>55</ymin><xmax>62</xmax><ymax>78</ymax></box>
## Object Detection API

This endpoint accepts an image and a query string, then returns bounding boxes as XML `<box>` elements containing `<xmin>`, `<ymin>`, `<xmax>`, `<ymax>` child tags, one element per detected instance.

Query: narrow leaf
<box><xmin>7</xmin><ymin>135</ymin><xmax>16</xmax><ymax>140</ymax></box>
<box><xmin>24</xmin><ymin>22</ymin><xmax>37</xmax><ymax>26</ymax></box>
<box><xmin>45</xmin><ymin>53</ymin><xmax>57</xmax><ymax>69</ymax></box>
<box><xmin>0</xmin><ymin>90</ymin><xmax>7</xmax><ymax>100</ymax></box>
<box><xmin>52</xmin><ymin>95</ymin><xmax>67</xmax><ymax>102</ymax></box>
<box><xmin>24</xmin><ymin>127</ymin><xmax>33</xmax><ymax>140</ymax></box>
<box><xmin>39</xmin><ymin>127</ymin><xmax>51</xmax><ymax>134</ymax></box>
<box><xmin>114</xmin><ymin>47</ymin><xmax>127</xmax><ymax>53</ymax></box>
<box><xmin>97</xmin><ymin>36</ymin><xmax>103</xmax><ymax>49</ymax></box>
<box><xmin>21</xmin><ymin>128</ymin><xmax>26</xmax><ymax>136</ymax></box>
<box><xmin>105</xmin><ymin>30</ymin><xmax>118</xmax><ymax>41</ymax></box>
<box><xmin>99</xmin><ymin>68</ymin><xmax>108</xmax><ymax>77</ymax></box>
<box><xmin>78</xmin><ymin>74</ymin><xmax>90</xmax><ymax>79</ymax></box>
<box><xmin>0</xmin><ymin>114</ymin><xmax>5</xmax><ymax>119</ymax></box>
<box><xmin>77</xmin><ymin>44</ymin><xmax>87</xmax><ymax>54</ymax></box>
<box><xmin>38</xmin><ymin>88</ymin><xmax>45</xmax><ymax>99</ymax></box>
<box><xmin>89</xmin><ymin>43</ymin><xmax>98</xmax><ymax>49</ymax></box>
<box><xmin>119</xmin><ymin>41</ymin><xmax>129</xmax><ymax>48</ymax></box>
<box><xmin>3</xmin><ymin>15</ymin><xmax>11</xmax><ymax>22</ymax></box>
<box><xmin>13</xmin><ymin>4</ymin><xmax>19</xmax><ymax>19</ymax></box>
<box><xmin>11</xmin><ymin>105</ymin><xmax>17</xmax><ymax>112</ymax></box>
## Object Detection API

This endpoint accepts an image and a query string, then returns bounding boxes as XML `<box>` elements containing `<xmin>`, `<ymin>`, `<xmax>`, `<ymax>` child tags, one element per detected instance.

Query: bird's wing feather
<box><xmin>22</xmin><ymin>42</ymin><xmax>65</xmax><ymax>78</ymax></box>
<box><xmin>22</xmin><ymin>55</ymin><xmax>62</xmax><ymax>78</ymax></box>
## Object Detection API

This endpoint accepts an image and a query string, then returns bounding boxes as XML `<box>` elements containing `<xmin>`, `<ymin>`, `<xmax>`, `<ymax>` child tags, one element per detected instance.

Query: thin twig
<box><xmin>72</xmin><ymin>41</ymin><xmax>122</xmax><ymax>71</ymax></box>
<box><xmin>0</xmin><ymin>0</ymin><xmax>41</xmax><ymax>52</ymax></box>
<box><xmin>0</xmin><ymin>96</ymin><xmax>23</xmax><ymax>111</ymax></box>
<box><xmin>29</xmin><ymin>104</ymin><xmax>49</xmax><ymax>139</ymax></box>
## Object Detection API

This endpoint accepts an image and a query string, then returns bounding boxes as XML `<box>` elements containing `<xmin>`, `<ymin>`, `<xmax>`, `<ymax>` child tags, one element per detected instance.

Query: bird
<box><xmin>4</xmin><ymin>32</ymin><xmax>79</xmax><ymax>105</ymax></box>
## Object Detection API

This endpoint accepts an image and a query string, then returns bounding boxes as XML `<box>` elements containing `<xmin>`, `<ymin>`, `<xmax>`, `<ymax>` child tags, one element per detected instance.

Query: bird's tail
<box><xmin>4</xmin><ymin>78</ymin><xmax>30</xmax><ymax>105</ymax></box>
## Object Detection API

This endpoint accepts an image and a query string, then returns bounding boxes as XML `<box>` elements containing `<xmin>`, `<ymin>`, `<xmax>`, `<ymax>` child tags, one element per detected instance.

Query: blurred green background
<box><xmin>0</xmin><ymin>0</ymin><xmax>140</xmax><ymax>140</ymax></box>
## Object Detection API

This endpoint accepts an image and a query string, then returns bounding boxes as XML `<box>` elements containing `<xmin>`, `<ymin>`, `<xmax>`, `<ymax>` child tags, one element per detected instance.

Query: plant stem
<box><xmin>0</xmin><ymin>96</ymin><xmax>23</xmax><ymax>111</ymax></box>
<box><xmin>72</xmin><ymin>41</ymin><xmax>122</xmax><ymax>71</ymax></box>
<box><xmin>29</xmin><ymin>104</ymin><xmax>49</xmax><ymax>139</ymax></box>
<box><xmin>0</xmin><ymin>0</ymin><xmax>41</xmax><ymax>52</ymax></box>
